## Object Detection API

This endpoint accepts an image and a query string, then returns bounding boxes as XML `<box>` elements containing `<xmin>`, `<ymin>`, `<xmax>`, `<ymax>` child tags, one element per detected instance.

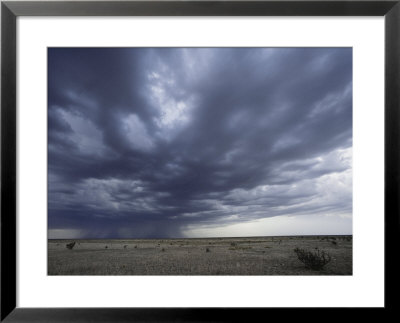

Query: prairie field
<box><xmin>48</xmin><ymin>235</ymin><xmax>352</xmax><ymax>275</ymax></box>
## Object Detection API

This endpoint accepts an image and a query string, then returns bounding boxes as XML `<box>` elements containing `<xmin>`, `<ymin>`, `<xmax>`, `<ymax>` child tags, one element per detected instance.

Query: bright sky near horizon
<box><xmin>48</xmin><ymin>48</ymin><xmax>352</xmax><ymax>239</ymax></box>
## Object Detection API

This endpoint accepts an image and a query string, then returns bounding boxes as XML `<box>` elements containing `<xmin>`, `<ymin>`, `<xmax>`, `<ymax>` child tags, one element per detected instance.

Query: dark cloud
<box><xmin>48</xmin><ymin>47</ymin><xmax>352</xmax><ymax>238</ymax></box>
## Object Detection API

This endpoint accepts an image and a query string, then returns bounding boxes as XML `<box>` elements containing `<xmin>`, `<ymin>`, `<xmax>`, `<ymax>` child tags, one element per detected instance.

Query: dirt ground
<box><xmin>48</xmin><ymin>235</ymin><xmax>352</xmax><ymax>275</ymax></box>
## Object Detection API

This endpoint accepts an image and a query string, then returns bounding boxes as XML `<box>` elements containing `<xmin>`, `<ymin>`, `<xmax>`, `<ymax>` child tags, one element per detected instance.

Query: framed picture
<box><xmin>1</xmin><ymin>0</ymin><xmax>398</xmax><ymax>321</ymax></box>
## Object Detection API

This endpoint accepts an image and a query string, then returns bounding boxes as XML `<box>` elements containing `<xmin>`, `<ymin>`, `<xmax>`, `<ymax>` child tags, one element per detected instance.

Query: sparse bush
<box><xmin>105</xmin><ymin>246</ymin><xmax>108</xmax><ymax>249</ymax></box>
<box><xmin>161</xmin><ymin>248</ymin><xmax>165</xmax><ymax>252</ymax></box>
<box><xmin>206</xmin><ymin>248</ymin><xmax>210</xmax><ymax>252</ymax></box>
<box><xmin>331</xmin><ymin>241</ymin><xmax>337</xmax><ymax>246</ymax></box>
<box><xmin>66</xmin><ymin>242</ymin><xmax>76</xmax><ymax>250</ymax></box>
<box><xmin>124</xmin><ymin>245</ymin><xmax>127</xmax><ymax>249</ymax></box>
<box><xmin>230</xmin><ymin>242</ymin><xmax>237</xmax><ymax>247</ymax></box>
<box><xmin>294</xmin><ymin>247</ymin><xmax>331</xmax><ymax>270</ymax></box>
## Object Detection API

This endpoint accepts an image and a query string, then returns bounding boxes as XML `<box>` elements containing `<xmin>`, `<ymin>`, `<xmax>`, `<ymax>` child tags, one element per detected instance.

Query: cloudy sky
<box><xmin>48</xmin><ymin>48</ymin><xmax>352</xmax><ymax>239</ymax></box>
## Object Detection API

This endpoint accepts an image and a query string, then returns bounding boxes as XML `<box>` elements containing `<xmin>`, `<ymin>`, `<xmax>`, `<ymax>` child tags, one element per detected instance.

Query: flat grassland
<box><xmin>48</xmin><ymin>235</ymin><xmax>352</xmax><ymax>275</ymax></box>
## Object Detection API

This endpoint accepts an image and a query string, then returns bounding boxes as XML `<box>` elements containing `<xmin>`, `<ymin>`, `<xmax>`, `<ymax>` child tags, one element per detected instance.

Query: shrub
<box><xmin>206</xmin><ymin>248</ymin><xmax>210</xmax><ymax>252</ymax></box>
<box><xmin>294</xmin><ymin>247</ymin><xmax>331</xmax><ymax>270</ymax></box>
<box><xmin>66</xmin><ymin>242</ymin><xmax>76</xmax><ymax>250</ymax></box>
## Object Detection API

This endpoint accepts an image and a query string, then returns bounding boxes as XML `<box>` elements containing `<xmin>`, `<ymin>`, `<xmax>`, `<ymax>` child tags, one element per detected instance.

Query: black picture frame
<box><xmin>1</xmin><ymin>1</ymin><xmax>398</xmax><ymax>321</ymax></box>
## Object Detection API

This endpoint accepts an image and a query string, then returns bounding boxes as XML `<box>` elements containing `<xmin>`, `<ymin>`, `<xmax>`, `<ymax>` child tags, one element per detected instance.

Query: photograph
<box><xmin>47</xmin><ymin>47</ymin><xmax>353</xmax><ymax>276</ymax></box>
<box><xmin>2</xmin><ymin>0</ymin><xmax>396</xmax><ymax>319</ymax></box>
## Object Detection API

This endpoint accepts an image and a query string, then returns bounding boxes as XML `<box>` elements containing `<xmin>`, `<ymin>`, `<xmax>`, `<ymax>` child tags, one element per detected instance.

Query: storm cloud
<box><xmin>48</xmin><ymin>48</ymin><xmax>352</xmax><ymax>238</ymax></box>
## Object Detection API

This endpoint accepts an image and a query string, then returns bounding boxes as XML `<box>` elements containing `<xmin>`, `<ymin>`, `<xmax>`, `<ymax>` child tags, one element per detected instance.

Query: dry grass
<box><xmin>48</xmin><ymin>235</ymin><xmax>352</xmax><ymax>275</ymax></box>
